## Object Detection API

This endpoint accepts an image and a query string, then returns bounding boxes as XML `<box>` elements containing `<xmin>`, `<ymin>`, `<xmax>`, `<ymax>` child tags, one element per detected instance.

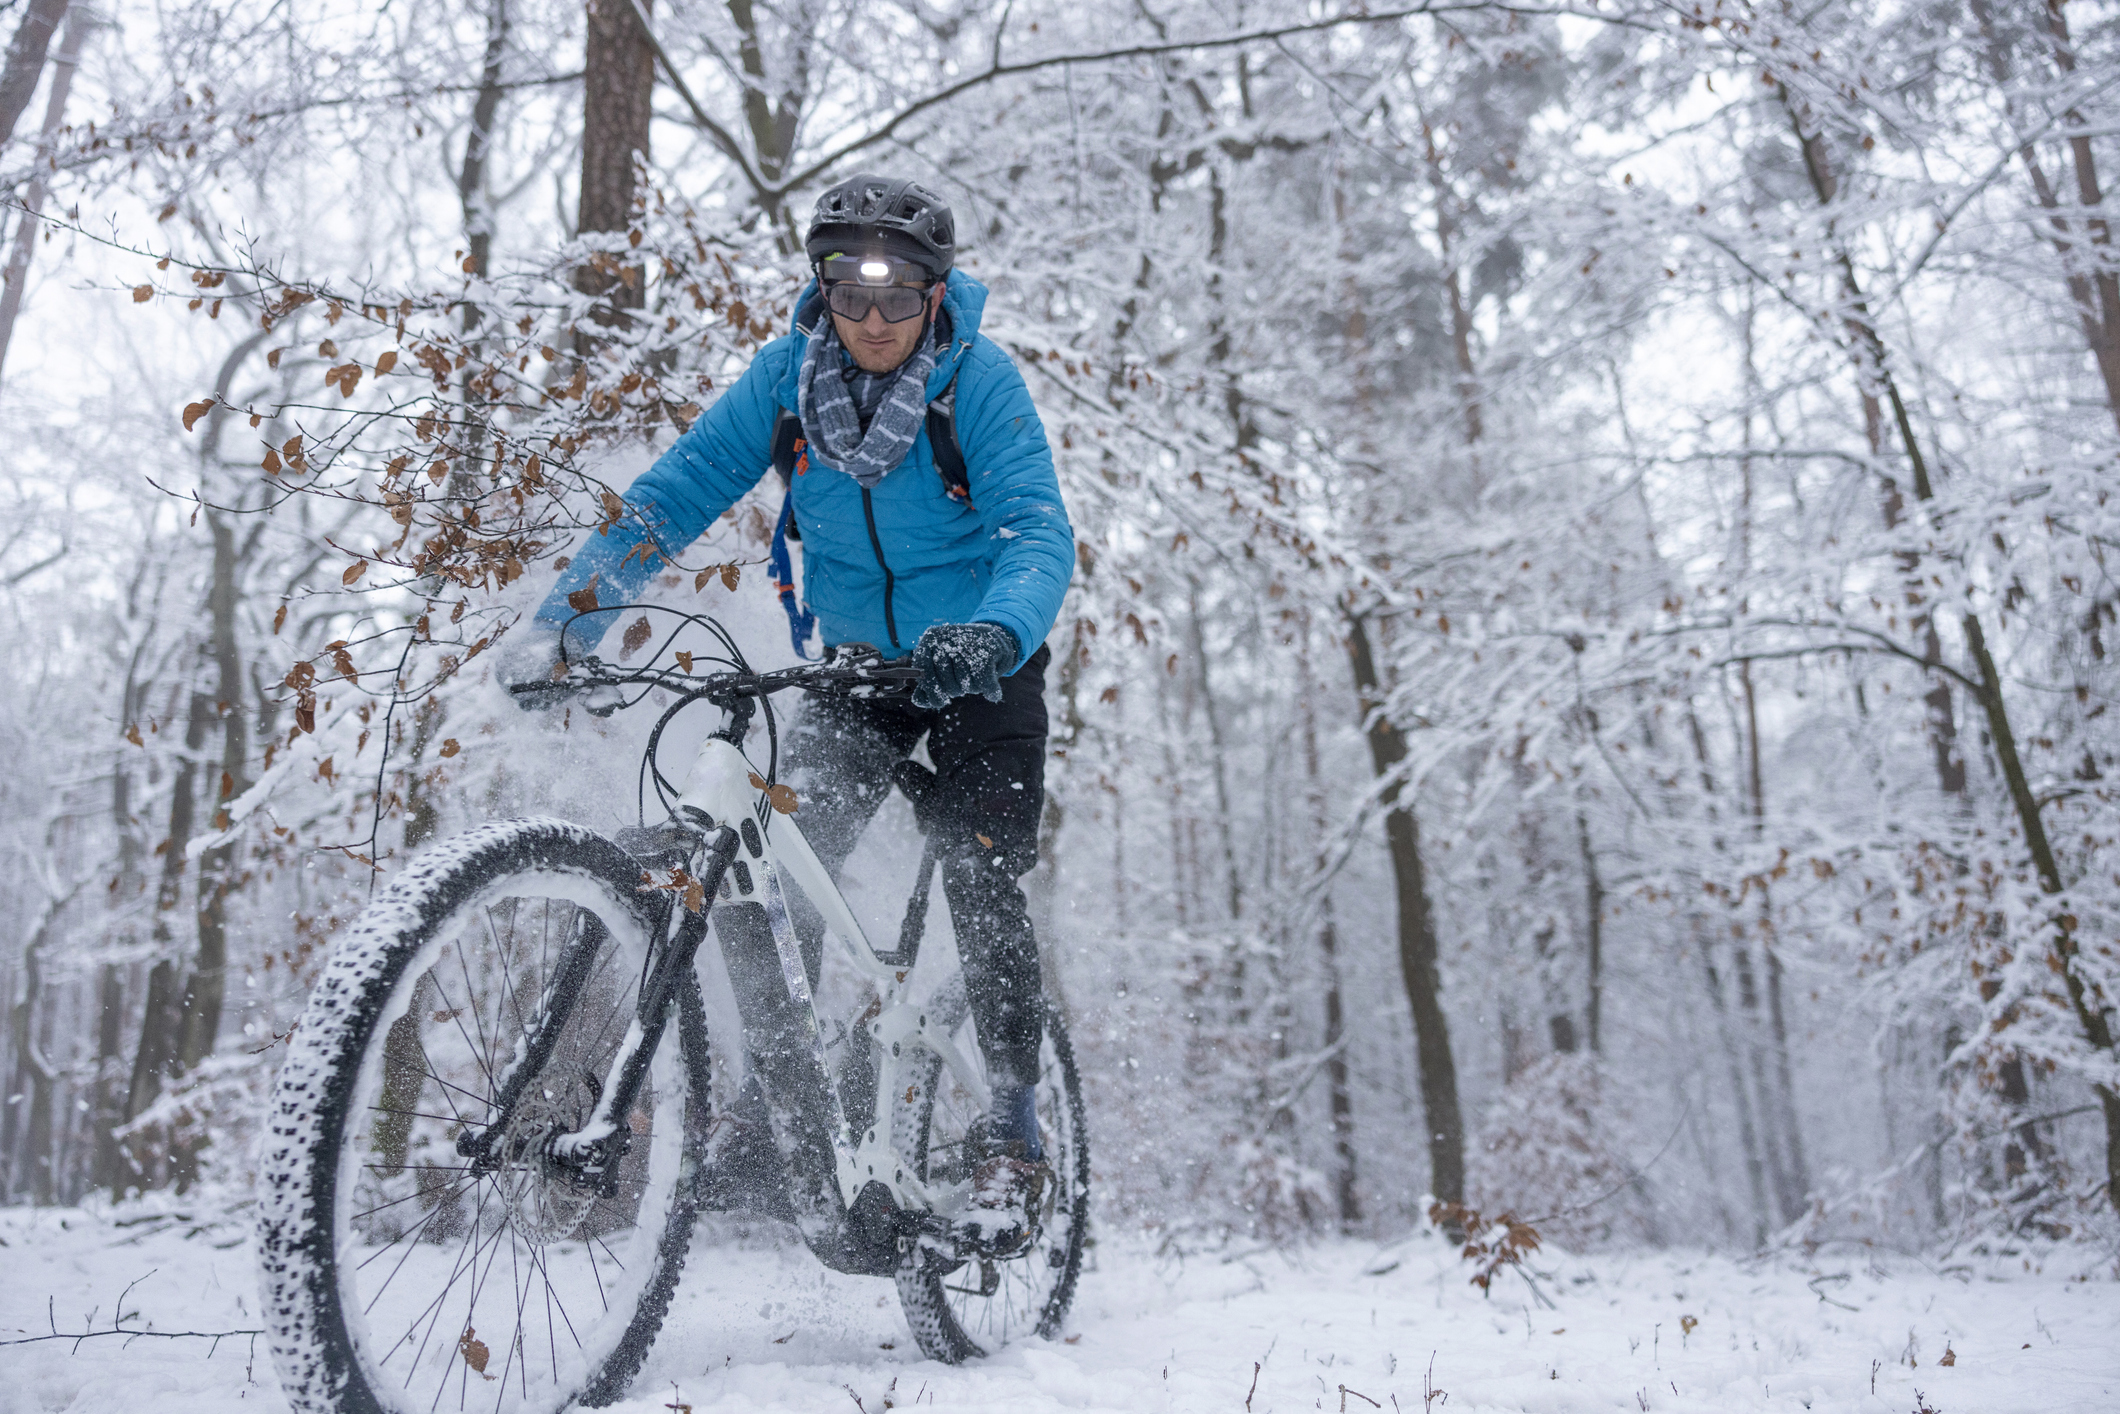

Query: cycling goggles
<box><xmin>817</xmin><ymin>254</ymin><xmax>933</xmax><ymax>324</ymax></box>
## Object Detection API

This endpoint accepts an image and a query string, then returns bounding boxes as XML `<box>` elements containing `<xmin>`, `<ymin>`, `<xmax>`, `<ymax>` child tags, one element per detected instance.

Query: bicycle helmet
<box><xmin>805</xmin><ymin>173</ymin><xmax>955</xmax><ymax>278</ymax></box>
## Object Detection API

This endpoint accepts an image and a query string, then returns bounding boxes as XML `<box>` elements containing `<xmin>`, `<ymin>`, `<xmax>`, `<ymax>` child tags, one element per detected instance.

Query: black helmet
<box><xmin>805</xmin><ymin>173</ymin><xmax>955</xmax><ymax>278</ymax></box>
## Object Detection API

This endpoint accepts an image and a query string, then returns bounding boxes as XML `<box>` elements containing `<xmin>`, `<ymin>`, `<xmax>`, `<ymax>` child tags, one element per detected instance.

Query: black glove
<box><xmin>495</xmin><ymin>624</ymin><xmax>570</xmax><ymax>712</ymax></box>
<box><xmin>908</xmin><ymin>622</ymin><xmax>1020</xmax><ymax>711</ymax></box>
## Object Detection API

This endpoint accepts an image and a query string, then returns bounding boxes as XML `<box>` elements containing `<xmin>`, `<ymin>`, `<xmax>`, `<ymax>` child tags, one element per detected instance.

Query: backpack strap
<box><xmin>926</xmin><ymin>370</ymin><xmax>969</xmax><ymax>506</ymax></box>
<box><xmin>767</xmin><ymin>407</ymin><xmax>816</xmax><ymax>658</ymax></box>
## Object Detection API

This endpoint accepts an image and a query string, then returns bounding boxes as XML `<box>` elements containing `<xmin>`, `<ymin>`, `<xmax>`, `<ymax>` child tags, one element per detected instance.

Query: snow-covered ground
<box><xmin>1</xmin><ymin>1204</ymin><xmax>2114</xmax><ymax>1413</ymax></box>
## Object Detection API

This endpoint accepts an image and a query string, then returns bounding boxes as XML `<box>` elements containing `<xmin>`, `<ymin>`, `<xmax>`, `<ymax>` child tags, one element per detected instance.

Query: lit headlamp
<box><xmin>819</xmin><ymin>253</ymin><xmax>928</xmax><ymax>288</ymax></box>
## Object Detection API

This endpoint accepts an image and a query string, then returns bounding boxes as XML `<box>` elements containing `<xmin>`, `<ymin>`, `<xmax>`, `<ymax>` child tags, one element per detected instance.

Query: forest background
<box><xmin>2</xmin><ymin>0</ymin><xmax>2119</xmax><ymax>1267</ymax></box>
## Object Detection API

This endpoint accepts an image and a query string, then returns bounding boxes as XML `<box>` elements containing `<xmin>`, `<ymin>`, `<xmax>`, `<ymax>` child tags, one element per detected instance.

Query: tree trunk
<box><xmin>89</xmin><ymin>963</ymin><xmax>126</xmax><ymax>1192</ymax></box>
<box><xmin>6</xmin><ymin>899</ymin><xmax>65</xmax><ymax>1202</ymax></box>
<box><xmin>0</xmin><ymin>0</ymin><xmax>67</xmax><ymax>144</ymax></box>
<box><xmin>2039</xmin><ymin>0</ymin><xmax>2120</xmax><ymax>427</ymax></box>
<box><xmin>1185</xmin><ymin>575</ymin><xmax>1243</xmax><ymax>925</ymax></box>
<box><xmin>1699</xmin><ymin>928</ymin><xmax>1771</xmax><ymax>1247</ymax></box>
<box><xmin>725</xmin><ymin>0</ymin><xmax>812</xmax><ymax>236</ymax></box>
<box><xmin>459</xmin><ymin>0</ymin><xmax>510</xmax><ymax>313</ymax></box>
<box><xmin>0</xmin><ymin>7</ymin><xmax>83</xmax><ymax>380</ymax></box>
<box><xmin>121</xmin><ymin>687</ymin><xmax>210</xmax><ymax>1188</ymax></box>
<box><xmin>1343</xmin><ymin>611</ymin><xmax>1464</xmax><ymax>1208</ymax></box>
<box><xmin>575</xmin><ymin>0</ymin><xmax>652</xmax><ymax>320</ymax></box>
<box><xmin>1577</xmin><ymin>810</ymin><xmax>1603</xmax><ymax>1055</ymax></box>
<box><xmin>1300</xmin><ymin>618</ymin><xmax>1359</xmax><ymax>1227</ymax></box>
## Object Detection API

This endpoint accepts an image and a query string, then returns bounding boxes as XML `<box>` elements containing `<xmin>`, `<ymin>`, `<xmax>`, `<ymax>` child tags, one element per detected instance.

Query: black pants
<box><xmin>780</xmin><ymin>644</ymin><xmax>1051</xmax><ymax>1089</ymax></box>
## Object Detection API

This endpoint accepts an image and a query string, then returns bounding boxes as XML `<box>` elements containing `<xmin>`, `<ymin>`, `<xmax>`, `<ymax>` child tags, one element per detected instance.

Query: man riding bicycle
<box><xmin>504</xmin><ymin>174</ymin><xmax>1074</xmax><ymax>1236</ymax></box>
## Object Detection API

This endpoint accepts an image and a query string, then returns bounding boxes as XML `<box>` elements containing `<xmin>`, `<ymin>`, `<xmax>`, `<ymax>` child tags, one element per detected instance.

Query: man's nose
<box><xmin>860</xmin><ymin>304</ymin><xmax>890</xmax><ymax>334</ymax></box>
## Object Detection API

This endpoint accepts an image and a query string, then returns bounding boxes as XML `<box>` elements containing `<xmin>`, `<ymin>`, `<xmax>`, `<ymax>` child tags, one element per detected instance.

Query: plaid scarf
<box><xmin>796</xmin><ymin>313</ymin><xmax>938</xmax><ymax>490</ymax></box>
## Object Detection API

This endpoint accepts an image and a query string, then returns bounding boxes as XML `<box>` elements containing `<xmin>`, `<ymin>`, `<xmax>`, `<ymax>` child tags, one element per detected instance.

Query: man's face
<box><xmin>820</xmin><ymin>255</ymin><xmax>935</xmax><ymax>373</ymax></box>
<box><xmin>829</xmin><ymin>293</ymin><xmax>929</xmax><ymax>373</ymax></box>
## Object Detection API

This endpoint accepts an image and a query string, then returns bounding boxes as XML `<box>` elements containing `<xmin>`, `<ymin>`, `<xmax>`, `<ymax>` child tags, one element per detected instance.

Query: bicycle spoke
<box><xmin>353</xmin><ymin>1176</ymin><xmax>474</xmax><ymax>1227</ymax></box>
<box><xmin>397</xmin><ymin>1178</ymin><xmax>493</xmax><ymax>1383</ymax></box>
<box><xmin>356</xmin><ymin>1178</ymin><xmax>478</xmax><ymax>1286</ymax></box>
<box><xmin>450</xmin><ymin>935</ymin><xmax>500</xmax><ymax>1093</ymax></box>
<box><xmin>368</xmin><ymin>1104</ymin><xmax>476</xmax><ymax>1127</ymax></box>
<box><xmin>441</xmin><ymin>1186</ymin><xmax>518</xmax><ymax>1414</ymax></box>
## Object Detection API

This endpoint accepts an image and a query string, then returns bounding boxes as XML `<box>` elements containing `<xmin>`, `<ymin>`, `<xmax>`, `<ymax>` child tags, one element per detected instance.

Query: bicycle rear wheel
<box><xmin>259</xmin><ymin>819</ymin><xmax>706</xmax><ymax>1414</ymax></box>
<box><xmin>892</xmin><ymin>982</ymin><xmax>1090</xmax><ymax>1362</ymax></box>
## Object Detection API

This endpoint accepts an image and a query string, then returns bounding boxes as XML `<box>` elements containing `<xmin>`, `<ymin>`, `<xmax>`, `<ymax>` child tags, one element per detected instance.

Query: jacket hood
<box><xmin>788</xmin><ymin>269</ymin><xmax>987</xmax><ymax>399</ymax></box>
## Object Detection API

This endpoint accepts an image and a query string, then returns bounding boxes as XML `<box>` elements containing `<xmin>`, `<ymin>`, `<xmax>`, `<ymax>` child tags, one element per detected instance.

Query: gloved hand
<box><xmin>494</xmin><ymin>623</ymin><xmax>571</xmax><ymax>712</ymax></box>
<box><xmin>908</xmin><ymin>622</ymin><xmax>1020</xmax><ymax>711</ymax></box>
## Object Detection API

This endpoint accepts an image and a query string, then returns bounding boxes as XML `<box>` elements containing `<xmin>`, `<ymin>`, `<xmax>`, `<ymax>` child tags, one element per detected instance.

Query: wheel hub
<box><xmin>494</xmin><ymin>1091</ymin><xmax>601</xmax><ymax>1242</ymax></box>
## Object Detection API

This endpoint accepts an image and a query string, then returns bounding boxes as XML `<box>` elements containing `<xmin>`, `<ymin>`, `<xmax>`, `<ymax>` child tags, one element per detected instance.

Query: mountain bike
<box><xmin>256</xmin><ymin>611</ymin><xmax>1090</xmax><ymax>1414</ymax></box>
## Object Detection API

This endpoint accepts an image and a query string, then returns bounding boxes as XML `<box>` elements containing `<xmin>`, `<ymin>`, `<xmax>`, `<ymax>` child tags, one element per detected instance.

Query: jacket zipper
<box><xmin>859</xmin><ymin>486</ymin><xmax>900</xmax><ymax>648</ymax></box>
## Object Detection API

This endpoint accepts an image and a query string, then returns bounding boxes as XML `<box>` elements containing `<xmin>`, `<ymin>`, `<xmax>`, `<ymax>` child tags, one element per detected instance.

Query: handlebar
<box><xmin>510</xmin><ymin>649</ymin><xmax>922</xmax><ymax>713</ymax></box>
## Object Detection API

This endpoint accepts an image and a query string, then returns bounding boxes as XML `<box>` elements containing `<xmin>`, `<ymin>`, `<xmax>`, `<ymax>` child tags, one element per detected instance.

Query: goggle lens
<box><xmin>823</xmin><ymin>281</ymin><xmax>930</xmax><ymax>324</ymax></box>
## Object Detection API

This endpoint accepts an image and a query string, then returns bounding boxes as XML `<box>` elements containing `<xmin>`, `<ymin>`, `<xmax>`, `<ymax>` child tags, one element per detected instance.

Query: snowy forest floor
<box><xmin>0</xmin><ymin>1205</ymin><xmax>2114</xmax><ymax>1413</ymax></box>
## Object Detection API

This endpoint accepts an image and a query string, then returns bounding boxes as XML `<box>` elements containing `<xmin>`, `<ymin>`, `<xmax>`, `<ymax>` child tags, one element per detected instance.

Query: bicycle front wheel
<box><xmin>259</xmin><ymin>819</ymin><xmax>705</xmax><ymax>1414</ymax></box>
<box><xmin>893</xmin><ymin>983</ymin><xmax>1090</xmax><ymax>1362</ymax></box>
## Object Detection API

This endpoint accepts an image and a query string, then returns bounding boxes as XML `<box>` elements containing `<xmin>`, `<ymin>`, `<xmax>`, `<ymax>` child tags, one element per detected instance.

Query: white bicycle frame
<box><xmin>678</xmin><ymin>732</ymin><xmax>991</xmax><ymax>1217</ymax></box>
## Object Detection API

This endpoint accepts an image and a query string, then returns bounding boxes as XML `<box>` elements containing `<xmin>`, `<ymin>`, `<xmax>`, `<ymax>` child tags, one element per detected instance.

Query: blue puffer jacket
<box><xmin>534</xmin><ymin>271</ymin><xmax>1074</xmax><ymax>674</ymax></box>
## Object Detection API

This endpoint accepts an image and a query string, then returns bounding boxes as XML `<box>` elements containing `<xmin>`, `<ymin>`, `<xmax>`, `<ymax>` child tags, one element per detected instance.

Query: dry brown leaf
<box><xmin>566</xmin><ymin>577</ymin><xmax>601</xmax><ymax>615</ymax></box>
<box><xmin>457</xmin><ymin>1327</ymin><xmax>490</xmax><ymax>1376</ymax></box>
<box><xmin>439</xmin><ymin>738</ymin><xmax>460</xmax><ymax>758</ymax></box>
<box><xmin>262</xmin><ymin>448</ymin><xmax>282</xmax><ymax>474</ymax></box>
<box><xmin>124</xmin><ymin>723</ymin><xmax>143</xmax><ymax>747</ymax></box>
<box><xmin>620</xmin><ymin>615</ymin><xmax>653</xmax><ymax>659</ymax></box>
<box><xmin>694</xmin><ymin>569</ymin><xmax>713</xmax><ymax>592</ymax></box>
<box><xmin>342</xmin><ymin>560</ymin><xmax>367</xmax><ymax>585</ymax></box>
<box><xmin>182</xmin><ymin>399</ymin><xmax>215</xmax><ymax>432</ymax></box>
<box><xmin>719</xmin><ymin>563</ymin><xmax>740</xmax><ymax>591</ymax></box>
<box><xmin>675</xmin><ymin>650</ymin><xmax>694</xmax><ymax>674</ymax></box>
<box><xmin>273</xmin><ymin>604</ymin><xmax>287</xmax><ymax>634</ymax></box>
<box><xmin>375</xmin><ymin>350</ymin><xmax>397</xmax><ymax>376</ymax></box>
<box><xmin>977</xmin><ymin>833</ymin><xmax>994</xmax><ymax>848</ymax></box>
<box><xmin>1939</xmin><ymin>1346</ymin><xmax>1956</xmax><ymax>1367</ymax></box>
<box><xmin>682</xmin><ymin>877</ymin><xmax>705</xmax><ymax>913</ymax></box>
<box><xmin>132</xmin><ymin>285</ymin><xmax>153</xmax><ymax>302</ymax></box>
<box><xmin>766</xmin><ymin>783</ymin><xmax>798</xmax><ymax>815</ymax></box>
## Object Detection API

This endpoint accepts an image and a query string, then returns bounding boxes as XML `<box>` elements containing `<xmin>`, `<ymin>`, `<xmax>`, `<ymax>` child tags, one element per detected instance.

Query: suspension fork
<box><xmin>459</xmin><ymin>825</ymin><xmax>742</xmax><ymax>1189</ymax></box>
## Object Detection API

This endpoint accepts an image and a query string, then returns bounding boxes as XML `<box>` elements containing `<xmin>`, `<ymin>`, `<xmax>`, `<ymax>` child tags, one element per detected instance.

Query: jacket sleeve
<box><xmin>533</xmin><ymin>341</ymin><xmax>790</xmax><ymax>653</ymax></box>
<box><xmin>956</xmin><ymin>340</ymin><xmax>1075</xmax><ymax>672</ymax></box>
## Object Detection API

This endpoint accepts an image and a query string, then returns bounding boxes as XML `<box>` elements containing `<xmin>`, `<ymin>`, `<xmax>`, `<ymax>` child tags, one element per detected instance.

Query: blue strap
<box><xmin>769</xmin><ymin>491</ymin><xmax>817</xmax><ymax>659</ymax></box>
